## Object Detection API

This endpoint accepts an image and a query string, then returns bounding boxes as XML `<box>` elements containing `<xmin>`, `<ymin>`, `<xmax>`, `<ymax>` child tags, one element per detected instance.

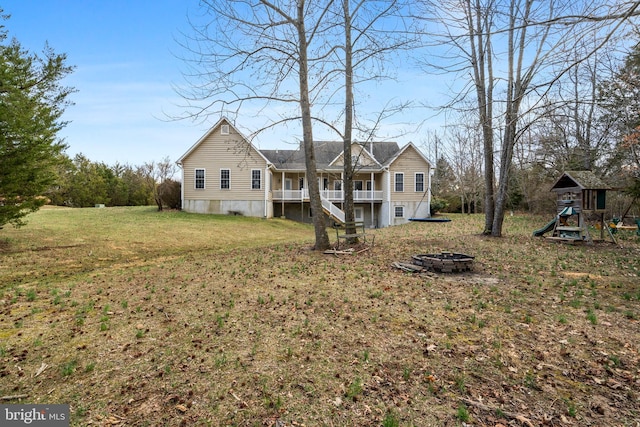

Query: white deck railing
<box><xmin>321</xmin><ymin>196</ymin><xmax>345</xmax><ymax>223</ymax></box>
<box><xmin>272</xmin><ymin>189</ymin><xmax>383</xmax><ymax>202</ymax></box>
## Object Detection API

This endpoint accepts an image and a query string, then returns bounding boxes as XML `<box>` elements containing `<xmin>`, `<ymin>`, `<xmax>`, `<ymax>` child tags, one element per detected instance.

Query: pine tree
<box><xmin>0</xmin><ymin>13</ymin><xmax>74</xmax><ymax>227</ymax></box>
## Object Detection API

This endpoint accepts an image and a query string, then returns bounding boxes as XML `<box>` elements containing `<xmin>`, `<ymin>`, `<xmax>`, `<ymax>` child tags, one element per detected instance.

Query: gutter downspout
<box><xmin>177</xmin><ymin>161</ymin><xmax>184</xmax><ymax>211</ymax></box>
<box><xmin>264</xmin><ymin>165</ymin><xmax>271</xmax><ymax>218</ymax></box>
<box><xmin>384</xmin><ymin>166</ymin><xmax>390</xmax><ymax>227</ymax></box>
<box><xmin>428</xmin><ymin>168</ymin><xmax>434</xmax><ymax>218</ymax></box>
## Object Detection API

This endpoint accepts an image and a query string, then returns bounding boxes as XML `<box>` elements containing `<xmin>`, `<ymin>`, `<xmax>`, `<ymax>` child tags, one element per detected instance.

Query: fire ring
<box><xmin>411</xmin><ymin>252</ymin><xmax>475</xmax><ymax>273</ymax></box>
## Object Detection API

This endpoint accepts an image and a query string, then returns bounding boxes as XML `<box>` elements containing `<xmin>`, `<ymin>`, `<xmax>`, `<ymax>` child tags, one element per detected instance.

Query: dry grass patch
<box><xmin>1</xmin><ymin>209</ymin><xmax>639</xmax><ymax>426</ymax></box>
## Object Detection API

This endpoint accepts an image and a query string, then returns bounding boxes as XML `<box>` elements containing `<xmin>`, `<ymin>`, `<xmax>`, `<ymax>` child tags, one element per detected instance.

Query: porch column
<box><xmin>370</xmin><ymin>172</ymin><xmax>375</xmax><ymax>227</ymax></box>
<box><xmin>387</xmin><ymin>168</ymin><xmax>392</xmax><ymax>226</ymax></box>
<box><xmin>281</xmin><ymin>171</ymin><xmax>285</xmax><ymax>217</ymax></box>
<box><xmin>264</xmin><ymin>166</ymin><xmax>270</xmax><ymax>218</ymax></box>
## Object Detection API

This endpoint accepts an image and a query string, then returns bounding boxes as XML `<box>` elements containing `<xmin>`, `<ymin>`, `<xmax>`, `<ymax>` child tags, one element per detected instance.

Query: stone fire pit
<box><xmin>411</xmin><ymin>252</ymin><xmax>474</xmax><ymax>273</ymax></box>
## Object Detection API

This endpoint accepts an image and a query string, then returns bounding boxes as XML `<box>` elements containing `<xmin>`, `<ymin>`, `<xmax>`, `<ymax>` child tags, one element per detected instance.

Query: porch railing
<box><xmin>320</xmin><ymin>196</ymin><xmax>345</xmax><ymax>224</ymax></box>
<box><xmin>272</xmin><ymin>189</ymin><xmax>383</xmax><ymax>202</ymax></box>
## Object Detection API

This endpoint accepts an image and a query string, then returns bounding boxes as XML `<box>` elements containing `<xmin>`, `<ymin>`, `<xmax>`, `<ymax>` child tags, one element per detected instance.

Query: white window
<box><xmin>354</xmin><ymin>180</ymin><xmax>363</xmax><ymax>191</ymax></box>
<box><xmin>394</xmin><ymin>206</ymin><xmax>404</xmax><ymax>218</ymax></box>
<box><xmin>355</xmin><ymin>207</ymin><xmax>364</xmax><ymax>221</ymax></box>
<box><xmin>415</xmin><ymin>173</ymin><xmax>425</xmax><ymax>192</ymax></box>
<box><xmin>220</xmin><ymin>169</ymin><xmax>230</xmax><ymax>189</ymax></box>
<box><xmin>298</xmin><ymin>177</ymin><xmax>304</xmax><ymax>189</ymax></box>
<box><xmin>395</xmin><ymin>173</ymin><xmax>404</xmax><ymax>192</ymax></box>
<box><xmin>334</xmin><ymin>180</ymin><xmax>342</xmax><ymax>191</ymax></box>
<box><xmin>251</xmin><ymin>169</ymin><xmax>261</xmax><ymax>190</ymax></box>
<box><xmin>221</xmin><ymin>124</ymin><xmax>230</xmax><ymax>135</ymax></box>
<box><xmin>366</xmin><ymin>180</ymin><xmax>372</xmax><ymax>191</ymax></box>
<box><xmin>195</xmin><ymin>168</ymin><xmax>205</xmax><ymax>189</ymax></box>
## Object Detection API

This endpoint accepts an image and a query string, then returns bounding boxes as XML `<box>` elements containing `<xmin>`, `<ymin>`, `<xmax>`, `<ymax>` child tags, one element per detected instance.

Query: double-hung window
<box><xmin>220</xmin><ymin>169</ymin><xmax>230</xmax><ymax>189</ymax></box>
<box><xmin>195</xmin><ymin>168</ymin><xmax>205</xmax><ymax>189</ymax></box>
<box><xmin>395</xmin><ymin>206</ymin><xmax>404</xmax><ymax>218</ymax></box>
<box><xmin>251</xmin><ymin>169</ymin><xmax>261</xmax><ymax>190</ymax></box>
<box><xmin>415</xmin><ymin>173</ymin><xmax>424</xmax><ymax>192</ymax></box>
<box><xmin>394</xmin><ymin>173</ymin><xmax>404</xmax><ymax>192</ymax></box>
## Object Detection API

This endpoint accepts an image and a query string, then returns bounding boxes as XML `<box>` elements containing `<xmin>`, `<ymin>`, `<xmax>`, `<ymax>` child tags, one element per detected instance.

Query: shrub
<box><xmin>430</xmin><ymin>197</ymin><xmax>449</xmax><ymax>215</ymax></box>
<box><xmin>158</xmin><ymin>179</ymin><xmax>182</xmax><ymax>210</ymax></box>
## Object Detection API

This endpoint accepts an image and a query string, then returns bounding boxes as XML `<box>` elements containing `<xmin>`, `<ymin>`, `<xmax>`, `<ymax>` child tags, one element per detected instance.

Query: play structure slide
<box><xmin>533</xmin><ymin>218</ymin><xmax>556</xmax><ymax>237</ymax></box>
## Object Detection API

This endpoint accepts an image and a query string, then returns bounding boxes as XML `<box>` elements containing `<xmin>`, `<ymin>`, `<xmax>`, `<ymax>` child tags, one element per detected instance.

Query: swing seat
<box><xmin>409</xmin><ymin>217</ymin><xmax>451</xmax><ymax>222</ymax></box>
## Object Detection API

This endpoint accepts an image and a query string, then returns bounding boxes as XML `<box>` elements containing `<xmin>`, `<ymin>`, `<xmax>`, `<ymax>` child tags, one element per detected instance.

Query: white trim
<box><xmin>415</xmin><ymin>172</ymin><xmax>425</xmax><ymax>192</ymax></box>
<box><xmin>264</xmin><ymin>166</ymin><xmax>269</xmax><ymax>217</ymax></box>
<box><xmin>180</xmin><ymin>163</ymin><xmax>185</xmax><ymax>209</ymax></box>
<box><xmin>327</xmin><ymin>142</ymin><xmax>382</xmax><ymax>167</ymax></box>
<box><xmin>251</xmin><ymin>169</ymin><xmax>262</xmax><ymax>190</ymax></box>
<box><xmin>194</xmin><ymin>168</ymin><xmax>206</xmax><ymax>190</ymax></box>
<box><xmin>385</xmin><ymin>142</ymin><xmax>433</xmax><ymax>168</ymax></box>
<box><xmin>394</xmin><ymin>172</ymin><xmax>404</xmax><ymax>192</ymax></box>
<box><xmin>220</xmin><ymin>168</ymin><xmax>231</xmax><ymax>190</ymax></box>
<box><xmin>177</xmin><ymin>117</ymin><xmax>272</xmax><ymax>166</ymax></box>
<box><xmin>394</xmin><ymin>205</ymin><xmax>405</xmax><ymax>218</ymax></box>
<box><xmin>221</xmin><ymin>124</ymin><xmax>230</xmax><ymax>135</ymax></box>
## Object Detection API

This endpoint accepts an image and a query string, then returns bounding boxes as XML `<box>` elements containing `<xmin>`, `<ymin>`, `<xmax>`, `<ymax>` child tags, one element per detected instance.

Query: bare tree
<box><xmin>177</xmin><ymin>0</ymin><xmax>334</xmax><ymax>249</ymax></box>
<box><xmin>420</xmin><ymin>0</ymin><xmax>640</xmax><ymax>236</ymax></box>
<box><xmin>141</xmin><ymin>157</ymin><xmax>178</xmax><ymax>211</ymax></box>
<box><xmin>444</xmin><ymin>121</ymin><xmax>484</xmax><ymax>214</ymax></box>
<box><xmin>333</xmin><ymin>0</ymin><xmax>416</xmax><ymax>236</ymax></box>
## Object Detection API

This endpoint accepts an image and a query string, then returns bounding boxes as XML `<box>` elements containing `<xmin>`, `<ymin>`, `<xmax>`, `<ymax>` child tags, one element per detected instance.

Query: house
<box><xmin>177</xmin><ymin>118</ymin><xmax>432</xmax><ymax>228</ymax></box>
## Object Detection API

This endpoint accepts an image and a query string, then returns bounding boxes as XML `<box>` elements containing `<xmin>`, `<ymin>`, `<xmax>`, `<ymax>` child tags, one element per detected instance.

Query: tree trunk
<box><xmin>342</xmin><ymin>0</ymin><xmax>356</xmax><ymax>239</ymax></box>
<box><xmin>296</xmin><ymin>0</ymin><xmax>330</xmax><ymax>250</ymax></box>
<box><xmin>466</xmin><ymin>0</ymin><xmax>495</xmax><ymax>234</ymax></box>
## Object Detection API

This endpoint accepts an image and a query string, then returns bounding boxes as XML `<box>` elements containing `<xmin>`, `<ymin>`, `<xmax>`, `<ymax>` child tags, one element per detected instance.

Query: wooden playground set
<box><xmin>533</xmin><ymin>171</ymin><xmax>639</xmax><ymax>244</ymax></box>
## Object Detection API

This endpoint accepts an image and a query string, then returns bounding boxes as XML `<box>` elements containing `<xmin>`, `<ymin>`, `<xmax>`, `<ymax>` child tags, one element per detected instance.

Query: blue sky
<box><xmin>4</xmin><ymin>1</ymin><xmax>218</xmax><ymax>166</ymax></box>
<box><xmin>3</xmin><ymin>1</ymin><xmax>440</xmax><ymax>167</ymax></box>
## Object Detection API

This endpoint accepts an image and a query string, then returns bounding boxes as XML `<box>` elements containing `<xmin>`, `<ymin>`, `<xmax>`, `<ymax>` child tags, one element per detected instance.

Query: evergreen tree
<box><xmin>599</xmin><ymin>38</ymin><xmax>640</xmax><ymax>177</ymax></box>
<box><xmin>0</xmin><ymin>13</ymin><xmax>74</xmax><ymax>227</ymax></box>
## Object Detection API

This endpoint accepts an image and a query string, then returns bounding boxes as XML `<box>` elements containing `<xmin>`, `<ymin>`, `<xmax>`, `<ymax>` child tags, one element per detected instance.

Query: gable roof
<box><xmin>260</xmin><ymin>141</ymin><xmax>403</xmax><ymax>171</ymax></box>
<box><xmin>179</xmin><ymin>123</ymin><xmax>430</xmax><ymax>173</ymax></box>
<box><xmin>551</xmin><ymin>171</ymin><xmax>611</xmax><ymax>191</ymax></box>
<box><xmin>383</xmin><ymin>142</ymin><xmax>432</xmax><ymax>167</ymax></box>
<box><xmin>176</xmin><ymin>118</ymin><xmax>271</xmax><ymax>166</ymax></box>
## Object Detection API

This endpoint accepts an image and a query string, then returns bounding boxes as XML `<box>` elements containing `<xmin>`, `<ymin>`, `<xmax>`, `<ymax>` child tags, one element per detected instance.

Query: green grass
<box><xmin>0</xmin><ymin>206</ymin><xmax>314</xmax><ymax>287</ymax></box>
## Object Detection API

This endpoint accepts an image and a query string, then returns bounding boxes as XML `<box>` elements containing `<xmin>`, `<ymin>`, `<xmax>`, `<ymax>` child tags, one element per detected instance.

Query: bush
<box><xmin>430</xmin><ymin>197</ymin><xmax>449</xmax><ymax>215</ymax></box>
<box><xmin>158</xmin><ymin>179</ymin><xmax>182</xmax><ymax>210</ymax></box>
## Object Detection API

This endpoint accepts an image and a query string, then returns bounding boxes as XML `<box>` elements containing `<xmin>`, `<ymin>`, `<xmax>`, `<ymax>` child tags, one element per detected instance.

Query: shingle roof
<box><xmin>260</xmin><ymin>141</ymin><xmax>401</xmax><ymax>170</ymax></box>
<box><xmin>551</xmin><ymin>170</ymin><xmax>611</xmax><ymax>190</ymax></box>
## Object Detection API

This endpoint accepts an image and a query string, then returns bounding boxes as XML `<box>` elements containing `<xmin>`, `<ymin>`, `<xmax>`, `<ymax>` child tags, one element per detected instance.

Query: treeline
<box><xmin>45</xmin><ymin>154</ymin><xmax>181</xmax><ymax>210</ymax></box>
<box><xmin>427</xmin><ymin>36</ymin><xmax>640</xmax><ymax>220</ymax></box>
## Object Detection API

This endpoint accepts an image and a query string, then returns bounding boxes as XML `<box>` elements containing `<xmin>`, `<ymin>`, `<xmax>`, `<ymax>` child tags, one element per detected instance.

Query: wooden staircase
<box><xmin>320</xmin><ymin>195</ymin><xmax>345</xmax><ymax>224</ymax></box>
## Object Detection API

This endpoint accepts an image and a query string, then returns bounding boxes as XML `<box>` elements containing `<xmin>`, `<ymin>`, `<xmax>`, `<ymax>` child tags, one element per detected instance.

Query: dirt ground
<box><xmin>1</xmin><ymin>215</ymin><xmax>639</xmax><ymax>426</ymax></box>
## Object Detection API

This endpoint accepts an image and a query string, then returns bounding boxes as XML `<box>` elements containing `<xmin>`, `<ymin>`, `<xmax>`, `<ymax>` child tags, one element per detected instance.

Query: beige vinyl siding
<box><xmin>353</xmin><ymin>173</ymin><xmax>382</xmax><ymax>190</ymax></box>
<box><xmin>182</xmin><ymin>124</ymin><xmax>268</xmax><ymax>202</ymax></box>
<box><xmin>331</xmin><ymin>145</ymin><xmax>378</xmax><ymax>168</ymax></box>
<box><xmin>388</xmin><ymin>146</ymin><xmax>429</xmax><ymax>203</ymax></box>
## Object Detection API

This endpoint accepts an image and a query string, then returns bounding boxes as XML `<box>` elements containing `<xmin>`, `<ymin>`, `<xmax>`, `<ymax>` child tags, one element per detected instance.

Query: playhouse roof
<box><xmin>551</xmin><ymin>171</ymin><xmax>611</xmax><ymax>191</ymax></box>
